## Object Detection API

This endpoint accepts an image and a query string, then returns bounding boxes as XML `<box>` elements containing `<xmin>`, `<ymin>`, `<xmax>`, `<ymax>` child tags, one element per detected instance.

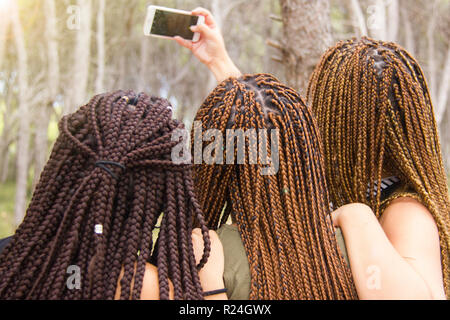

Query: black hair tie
<box><xmin>95</xmin><ymin>160</ymin><xmax>126</xmax><ymax>180</ymax></box>
<box><xmin>203</xmin><ymin>288</ymin><xmax>227</xmax><ymax>297</ymax></box>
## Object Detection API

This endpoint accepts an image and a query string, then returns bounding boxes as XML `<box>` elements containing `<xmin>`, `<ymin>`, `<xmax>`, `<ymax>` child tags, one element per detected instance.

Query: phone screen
<box><xmin>151</xmin><ymin>9</ymin><xmax>199</xmax><ymax>40</ymax></box>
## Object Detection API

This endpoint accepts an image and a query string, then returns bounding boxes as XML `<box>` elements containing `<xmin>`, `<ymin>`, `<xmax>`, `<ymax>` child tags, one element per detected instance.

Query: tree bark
<box><xmin>386</xmin><ymin>0</ymin><xmax>399</xmax><ymax>42</ymax></box>
<box><xmin>95</xmin><ymin>0</ymin><xmax>105</xmax><ymax>94</ymax></box>
<box><xmin>368</xmin><ymin>0</ymin><xmax>387</xmax><ymax>40</ymax></box>
<box><xmin>65</xmin><ymin>0</ymin><xmax>92</xmax><ymax>114</ymax></box>
<box><xmin>137</xmin><ymin>33</ymin><xmax>149</xmax><ymax>92</ymax></box>
<box><xmin>427</xmin><ymin>0</ymin><xmax>438</xmax><ymax>104</ymax></box>
<box><xmin>279</xmin><ymin>0</ymin><xmax>333</xmax><ymax>93</ymax></box>
<box><xmin>436</xmin><ymin>46</ymin><xmax>450</xmax><ymax>125</ymax></box>
<box><xmin>0</xmin><ymin>3</ymin><xmax>10</xmax><ymax>70</ymax></box>
<box><xmin>348</xmin><ymin>0</ymin><xmax>368</xmax><ymax>37</ymax></box>
<box><xmin>32</xmin><ymin>0</ymin><xmax>60</xmax><ymax>190</ymax></box>
<box><xmin>11</xmin><ymin>0</ymin><xmax>30</xmax><ymax>226</ymax></box>
<box><xmin>401</xmin><ymin>5</ymin><xmax>415</xmax><ymax>56</ymax></box>
<box><xmin>0</xmin><ymin>7</ymin><xmax>11</xmax><ymax>183</ymax></box>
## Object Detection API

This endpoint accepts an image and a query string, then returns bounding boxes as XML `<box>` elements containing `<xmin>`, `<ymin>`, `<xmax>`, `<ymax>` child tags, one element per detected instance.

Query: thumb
<box><xmin>191</xmin><ymin>23</ymin><xmax>214</xmax><ymax>39</ymax></box>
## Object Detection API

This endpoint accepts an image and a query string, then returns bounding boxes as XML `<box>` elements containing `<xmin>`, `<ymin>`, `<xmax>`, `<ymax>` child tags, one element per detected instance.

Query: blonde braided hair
<box><xmin>192</xmin><ymin>74</ymin><xmax>358</xmax><ymax>299</ymax></box>
<box><xmin>307</xmin><ymin>37</ymin><xmax>450</xmax><ymax>297</ymax></box>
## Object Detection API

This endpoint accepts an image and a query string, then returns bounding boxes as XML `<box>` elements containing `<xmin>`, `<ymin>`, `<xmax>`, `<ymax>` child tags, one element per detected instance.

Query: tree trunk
<box><xmin>368</xmin><ymin>0</ymin><xmax>387</xmax><ymax>40</ymax></box>
<box><xmin>436</xmin><ymin>46</ymin><xmax>450</xmax><ymax>125</ymax></box>
<box><xmin>0</xmin><ymin>124</ymin><xmax>12</xmax><ymax>184</ymax></box>
<box><xmin>441</xmin><ymin>106</ymin><xmax>450</xmax><ymax>172</ymax></box>
<box><xmin>386</xmin><ymin>0</ymin><xmax>399</xmax><ymax>42</ymax></box>
<box><xmin>33</xmin><ymin>0</ymin><xmax>60</xmax><ymax>190</ymax></box>
<box><xmin>401</xmin><ymin>5</ymin><xmax>415</xmax><ymax>56</ymax></box>
<box><xmin>348</xmin><ymin>0</ymin><xmax>368</xmax><ymax>37</ymax></box>
<box><xmin>0</xmin><ymin>148</ymin><xmax>9</xmax><ymax>183</ymax></box>
<box><xmin>0</xmin><ymin>3</ymin><xmax>10</xmax><ymax>69</ymax></box>
<box><xmin>427</xmin><ymin>0</ymin><xmax>438</xmax><ymax>104</ymax></box>
<box><xmin>279</xmin><ymin>0</ymin><xmax>333</xmax><ymax>94</ymax></box>
<box><xmin>208</xmin><ymin>0</ymin><xmax>226</xmax><ymax>91</ymax></box>
<box><xmin>95</xmin><ymin>0</ymin><xmax>105</xmax><ymax>94</ymax></box>
<box><xmin>11</xmin><ymin>0</ymin><xmax>30</xmax><ymax>226</ymax></box>
<box><xmin>0</xmin><ymin>8</ymin><xmax>11</xmax><ymax>183</ymax></box>
<box><xmin>65</xmin><ymin>0</ymin><xmax>92</xmax><ymax>114</ymax></box>
<box><xmin>137</xmin><ymin>35</ymin><xmax>149</xmax><ymax>92</ymax></box>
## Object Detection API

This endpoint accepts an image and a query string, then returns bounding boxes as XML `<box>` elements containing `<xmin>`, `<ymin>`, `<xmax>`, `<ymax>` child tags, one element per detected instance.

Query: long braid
<box><xmin>0</xmin><ymin>91</ymin><xmax>210</xmax><ymax>300</ymax></box>
<box><xmin>192</xmin><ymin>74</ymin><xmax>357</xmax><ymax>299</ymax></box>
<box><xmin>308</xmin><ymin>37</ymin><xmax>450</xmax><ymax>298</ymax></box>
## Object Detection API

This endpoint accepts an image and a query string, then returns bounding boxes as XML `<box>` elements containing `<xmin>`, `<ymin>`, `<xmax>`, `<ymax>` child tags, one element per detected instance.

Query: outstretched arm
<box><xmin>332</xmin><ymin>201</ymin><xmax>445</xmax><ymax>300</ymax></box>
<box><xmin>174</xmin><ymin>7</ymin><xmax>241</xmax><ymax>83</ymax></box>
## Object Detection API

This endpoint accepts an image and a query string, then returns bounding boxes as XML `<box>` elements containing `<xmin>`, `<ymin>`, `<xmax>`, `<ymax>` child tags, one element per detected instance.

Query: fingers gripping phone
<box><xmin>144</xmin><ymin>5</ymin><xmax>205</xmax><ymax>42</ymax></box>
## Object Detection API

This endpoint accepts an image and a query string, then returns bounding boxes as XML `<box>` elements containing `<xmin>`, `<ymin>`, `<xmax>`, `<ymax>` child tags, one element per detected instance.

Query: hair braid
<box><xmin>0</xmin><ymin>91</ymin><xmax>210</xmax><ymax>300</ymax></box>
<box><xmin>307</xmin><ymin>37</ymin><xmax>450</xmax><ymax>297</ymax></box>
<box><xmin>192</xmin><ymin>74</ymin><xmax>358</xmax><ymax>299</ymax></box>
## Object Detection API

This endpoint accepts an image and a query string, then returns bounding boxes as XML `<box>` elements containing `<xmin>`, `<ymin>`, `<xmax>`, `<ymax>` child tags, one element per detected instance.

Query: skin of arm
<box><xmin>114</xmin><ymin>262</ymin><xmax>175</xmax><ymax>300</ymax></box>
<box><xmin>114</xmin><ymin>228</ymin><xmax>226</xmax><ymax>300</ymax></box>
<box><xmin>174</xmin><ymin>7</ymin><xmax>242</xmax><ymax>83</ymax></box>
<box><xmin>191</xmin><ymin>228</ymin><xmax>227</xmax><ymax>300</ymax></box>
<box><xmin>332</xmin><ymin>200</ymin><xmax>446</xmax><ymax>300</ymax></box>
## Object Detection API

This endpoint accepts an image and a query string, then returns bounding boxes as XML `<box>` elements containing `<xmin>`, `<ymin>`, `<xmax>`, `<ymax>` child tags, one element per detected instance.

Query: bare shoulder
<box><xmin>380</xmin><ymin>196</ymin><xmax>437</xmax><ymax>230</ymax></box>
<box><xmin>380</xmin><ymin>196</ymin><xmax>440</xmax><ymax>247</ymax></box>
<box><xmin>380</xmin><ymin>196</ymin><xmax>445</xmax><ymax>299</ymax></box>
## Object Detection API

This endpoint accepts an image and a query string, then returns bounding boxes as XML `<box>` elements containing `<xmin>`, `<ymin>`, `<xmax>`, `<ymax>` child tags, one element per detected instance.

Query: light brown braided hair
<box><xmin>307</xmin><ymin>37</ymin><xmax>450</xmax><ymax>297</ymax></box>
<box><xmin>192</xmin><ymin>74</ymin><xmax>358</xmax><ymax>299</ymax></box>
<box><xmin>0</xmin><ymin>90</ymin><xmax>211</xmax><ymax>300</ymax></box>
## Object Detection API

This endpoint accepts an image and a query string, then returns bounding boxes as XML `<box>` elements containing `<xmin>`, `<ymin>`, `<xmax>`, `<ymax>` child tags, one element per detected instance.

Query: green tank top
<box><xmin>217</xmin><ymin>224</ymin><xmax>349</xmax><ymax>300</ymax></box>
<box><xmin>216</xmin><ymin>224</ymin><xmax>251</xmax><ymax>300</ymax></box>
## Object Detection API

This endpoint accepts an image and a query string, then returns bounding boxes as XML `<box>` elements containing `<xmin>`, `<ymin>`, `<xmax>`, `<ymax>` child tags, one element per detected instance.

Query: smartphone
<box><xmin>144</xmin><ymin>5</ymin><xmax>205</xmax><ymax>42</ymax></box>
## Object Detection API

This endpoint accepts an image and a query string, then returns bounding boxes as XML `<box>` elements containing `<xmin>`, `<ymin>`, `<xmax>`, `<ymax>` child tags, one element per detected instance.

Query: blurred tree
<box><xmin>11</xmin><ymin>0</ymin><xmax>30</xmax><ymax>225</ymax></box>
<box><xmin>95</xmin><ymin>0</ymin><xmax>105</xmax><ymax>94</ymax></box>
<box><xmin>278</xmin><ymin>0</ymin><xmax>333</xmax><ymax>94</ymax></box>
<box><xmin>64</xmin><ymin>0</ymin><xmax>92</xmax><ymax>114</ymax></box>
<box><xmin>32</xmin><ymin>0</ymin><xmax>59</xmax><ymax>189</ymax></box>
<box><xmin>0</xmin><ymin>2</ymin><xmax>11</xmax><ymax>184</ymax></box>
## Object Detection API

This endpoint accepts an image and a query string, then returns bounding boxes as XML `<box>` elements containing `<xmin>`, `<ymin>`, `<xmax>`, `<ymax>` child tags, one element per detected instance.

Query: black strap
<box><xmin>95</xmin><ymin>160</ymin><xmax>126</xmax><ymax>180</ymax></box>
<box><xmin>203</xmin><ymin>288</ymin><xmax>227</xmax><ymax>297</ymax></box>
<box><xmin>366</xmin><ymin>176</ymin><xmax>401</xmax><ymax>201</ymax></box>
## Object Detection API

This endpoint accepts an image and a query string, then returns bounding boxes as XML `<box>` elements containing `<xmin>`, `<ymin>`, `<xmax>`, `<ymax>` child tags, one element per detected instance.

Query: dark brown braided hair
<box><xmin>307</xmin><ymin>37</ymin><xmax>450</xmax><ymax>297</ymax></box>
<box><xmin>0</xmin><ymin>90</ymin><xmax>210</xmax><ymax>300</ymax></box>
<box><xmin>192</xmin><ymin>74</ymin><xmax>358</xmax><ymax>299</ymax></box>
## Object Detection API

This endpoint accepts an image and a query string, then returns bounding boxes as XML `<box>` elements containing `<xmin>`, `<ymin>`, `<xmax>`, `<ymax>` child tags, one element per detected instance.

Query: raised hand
<box><xmin>174</xmin><ymin>7</ymin><xmax>241</xmax><ymax>83</ymax></box>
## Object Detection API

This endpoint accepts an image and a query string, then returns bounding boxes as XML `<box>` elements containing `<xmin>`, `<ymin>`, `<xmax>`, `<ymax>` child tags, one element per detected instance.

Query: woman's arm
<box><xmin>192</xmin><ymin>228</ymin><xmax>227</xmax><ymax>300</ymax></box>
<box><xmin>114</xmin><ymin>262</ymin><xmax>175</xmax><ymax>300</ymax></box>
<box><xmin>174</xmin><ymin>7</ymin><xmax>241</xmax><ymax>83</ymax></box>
<box><xmin>115</xmin><ymin>228</ymin><xmax>226</xmax><ymax>300</ymax></box>
<box><xmin>332</xmin><ymin>201</ymin><xmax>445</xmax><ymax>300</ymax></box>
